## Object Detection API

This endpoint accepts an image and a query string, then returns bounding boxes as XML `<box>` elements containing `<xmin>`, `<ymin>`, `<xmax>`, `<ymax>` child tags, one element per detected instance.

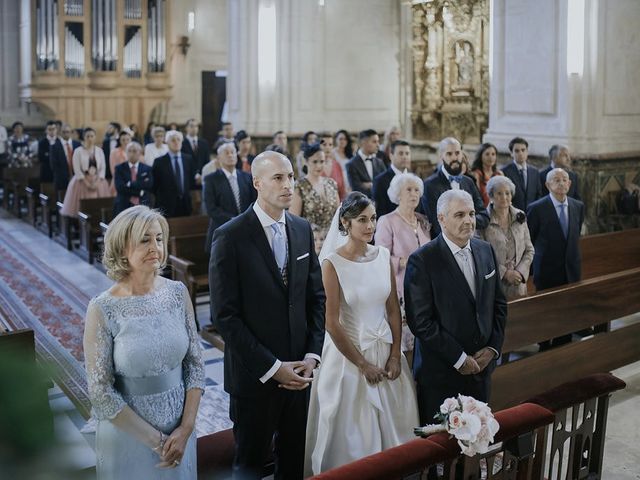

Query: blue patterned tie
<box><xmin>558</xmin><ymin>204</ymin><xmax>569</xmax><ymax>238</ymax></box>
<box><xmin>450</xmin><ymin>175</ymin><xmax>464</xmax><ymax>183</ymax></box>
<box><xmin>271</xmin><ymin>222</ymin><xmax>287</xmax><ymax>271</ymax></box>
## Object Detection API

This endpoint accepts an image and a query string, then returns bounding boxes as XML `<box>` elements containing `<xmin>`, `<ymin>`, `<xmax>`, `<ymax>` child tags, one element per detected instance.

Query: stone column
<box><xmin>484</xmin><ymin>0</ymin><xmax>640</xmax><ymax>156</ymax></box>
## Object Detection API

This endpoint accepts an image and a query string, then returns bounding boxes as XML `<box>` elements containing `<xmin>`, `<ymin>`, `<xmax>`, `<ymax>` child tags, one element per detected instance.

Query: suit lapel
<box><xmin>285</xmin><ymin>213</ymin><xmax>299</xmax><ymax>299</ymax></box>
<box><xmin>470</xmin><ymin>239</ymin><xmax>484</xmax><ymax>302</ymax></box>
<box><xmin>357</xmin><ymin>157</ymin><xmax>371</xmax><ymax>181</ymax></box>
<box><xmin>247</xmin><ymin>209</ymin><xmax>287</xmax><ymax>291</ymax></box>
<box><xmin>436</xmin><ymin>236</ymin><xmax>475</xmax><ymax>304</ymax></box>
<box><xmin>566</xmin><ymin>198</ymin><xmax>579</xmax><ymax>246</ymax></box>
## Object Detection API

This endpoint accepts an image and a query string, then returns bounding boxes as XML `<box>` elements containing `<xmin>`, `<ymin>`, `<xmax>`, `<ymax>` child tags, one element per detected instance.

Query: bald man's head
<box><xmin>251</xmin><ymin>151</ymin><xmax>294</xmax><ymax>219</ymax></box>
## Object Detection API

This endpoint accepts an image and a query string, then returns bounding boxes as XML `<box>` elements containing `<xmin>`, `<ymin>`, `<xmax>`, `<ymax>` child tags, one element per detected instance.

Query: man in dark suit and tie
<box><xmin>373</xmin><ymin>140</ymin><xmax>415</xmax><ymax>218</ymax></box>
<box><xmin>182</xmin><ymin>118</ymin><xmax>211</xmax><ymax>174</ymax></box>
<box><xmin>38</xmin><ymin>121</ymin><xmax>59</xmax><ymax>183</ymax></box>
<box><xmin>527</xmin><ymin>168</ymin><xmax>584</xmax><ymax>292</ymax></box>
<box><xmin>539</xmin><ymin>144</ymin><xmax>581</xmax><ymax>201</ymax></box>
<box><xmin>50</xmin><ymin>123</ymin><xmax>81</xmax><ymax>194</ymax></box>
<box><xmin>152</xmin><ymin>130</ymin><xmax>196</xmax><ymax>217</ymax></box>
<box><xmin>209</xmin><ymin>151</ymin><xmax>325</xmax><ymax>479</ymax></box>
<box><xmin>203</xmin><ymin>142</ymin><xmax>256</xmax><ymax>252</ymax></box>
<box><xmin>405</xmin><ymin>189</ymin><xmax>507</xmax><ymax>423</ymax></box>
<box><xmin>113</xmin><ymin>142</ymin><xmax>154</xmax><ymax>215</ymax></box>
<box><xmin>346</xmin><ymin>129</ymin><xmax>386</xmax><ymax>198</ymax></box>
<box><xmin>421</xmin><ymin>137</ymin><xmax>489</xmax><ymax>238</ymax></box>
<box><xmin>501</xmin><ymin>137</ymin><xmax>541</xmax><ymax>211</ymax></box>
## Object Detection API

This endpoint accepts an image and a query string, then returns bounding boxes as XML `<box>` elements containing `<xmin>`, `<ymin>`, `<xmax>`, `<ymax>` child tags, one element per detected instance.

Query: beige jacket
<box><xmin>480</xmin><ymin>205</ymin><xmax>534</xmax><ymax>281</ymax></box>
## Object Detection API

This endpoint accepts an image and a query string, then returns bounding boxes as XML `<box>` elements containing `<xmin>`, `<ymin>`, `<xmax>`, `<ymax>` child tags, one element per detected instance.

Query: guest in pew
<box><xmin>527</xmin><ymin>168</ymin><xmax>584</xmax><ymax>348</ymax></box>
<box><xmin>306</xmin><ymin>192</ymin><xmax>419</xmax><ymax>475</ymax></box>
<box><xmin>143</xmin><ymin>121</ymin><xmax>156</xmax><ymax>145</ymax></box>
<box><xmin>102</xmin><ymin>122</ymin><xmax>120</xmax><ymax>182</ymax></box>
<box><xmin>346</xmin><ymin>129</ymin><xmax>386</xmax><ymax>198</ymax></box>
<box><xmin>479</xmin><ymin>176</ymin><xmax>534</xmax><ymax>300</ymax></box>
<box><xmin>209</xmin><ymin>151</ymin><xmax>325</xmax><ymax>479</ymax></box>
<box><xmin>375</xmin><ymin>172</ymin><xmax>430</xmax><ymax>361</ymax></box>
<box><xmin>373</xmin><ymin>140</ymin><xmax>415</xmax><ymax>218</ymax></box>
<box><xmin>471</xmin><ymin>142</ymin><xmax>503</xmax><ymax>208</ymax></box>
<box><xmin>319</xmin><ymin>132</ymin><xmax>347</xmax><ymax>201</ymax></box>
<box><xmin>420</xmin><ymin>137</ymin><xmax>489</xmax><ymax>239</ymax></box>
<box><xmin>37</xmin><ymin>120</ymin><xmax>58</xmax><ymax>184</ymax></box>
<box><xmin>527</xmin><ymin>168</ymin><xmax>584</xmax><ymax>292</ymax></box>
<box><xmin>405</xmin><ymin>189</ymin><xmax>507</xmax><ymax>424</ymax></box>
<box><xmin>234</xmin><ymin>130</ymin><xmax>254</xmax><ymax>173</ymax></box>
<box><xmin>51</xmin><ymin>123</ymin><xmax>81</xmax><ymax>194</ymax></box>
<box><xmin>290</xmin><ymin>142</ymin><xmax>340</xmax><ymax>254</ymax></box>
<box><xmin>113</xmin><ymin>142</ymin><xmax>154</xmax><ymax>216</ymax></box>
<box><xmin>153</xmin><ymin>130</ymin><xmax>197</xmax><ymax>218</ymax></box>
<box><xmin>540</xmin><ymin>144</ymin><xmax>581</xmax><ymax>201</ymax></box>
<box><xmin>182</xmin><ymin>118</ymin><xmax>211</xmax><ymax>175</ymax></box>
<box><xmin>60</xmin><ymin>127</ymin><xmax>111</xmax><ymax>218</ymax></box>
<box><xmin>144</xmin><ymin>126</ymin><xmax>169</xmax><ymax>167</ymax></box>
<box><xmin>108</xmin><ymin>129</ymin><xmax>133</xmax><ymax>194</ymax></box>
<box><xmin>501</xmin><ymin>137</ymin><xmax>541</xmax><ymax>211</ymax></box>
<box><xmin>203</xmin><ymin>141</ymin><xmax>256</xmax><ymax>253</ymax></box>
<box><xmin>84</xmin><ymin>205</ymin><xmax>204</xmax><ymax>478</ymax></box>
<box><xmin>333</xmin><ymin>129</ymin><xmax>354</xmax><ymax>193</ymax></box>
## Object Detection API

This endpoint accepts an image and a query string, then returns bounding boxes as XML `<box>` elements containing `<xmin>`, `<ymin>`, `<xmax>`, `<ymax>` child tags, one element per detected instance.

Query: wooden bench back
<box><xmin>169</xmin><ymin>235</ymin><xmax>209</xmax><ymax>274</ymax></box>
<box><xmin>580</xmin><ymin>228</ymin><xmax>640</xmax><ymax>279</ymax></box>
<box><xmin>78</xmin><ymin>197</ymin><xmax>115</xmax><ymax>224</ymax></box>
<box><xmin>167</xmin><ymin>215</ymin><xmax>209</xmax><ymax>238</ymax></box>
<box><xmin>492</xmin><ymin>267</ymin><xmax>640</xmax><ymax>410</ymax></box>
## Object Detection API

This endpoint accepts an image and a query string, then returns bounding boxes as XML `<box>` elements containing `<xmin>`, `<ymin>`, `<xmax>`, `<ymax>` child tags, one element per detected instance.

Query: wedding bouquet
<box><xmin>414</xmin><ymin>394</ymin><xmax>499</xmax><ymax>456</ymax></box>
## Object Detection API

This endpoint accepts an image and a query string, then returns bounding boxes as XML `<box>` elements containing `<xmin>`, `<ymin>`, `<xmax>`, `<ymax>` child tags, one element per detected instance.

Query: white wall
<box><xmin>484</xmin><ymin>0</ymin><xmax>640</xmax><ymax>155</ymax></box>
<box><xmin>165</xmin><ymin>0</ymin><xmax>228</xmax><ymax>124</ymax></box>
<box><xmin>227</xmin><ymin>0</ymin><xmax>401</xmax><ymax>135</ymax></box>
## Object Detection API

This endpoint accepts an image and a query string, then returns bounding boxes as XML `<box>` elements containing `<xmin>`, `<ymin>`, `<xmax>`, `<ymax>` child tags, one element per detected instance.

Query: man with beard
<box><xmin>421</xmin><ymin>137</ymin><xmax>489</xmax><ymax>238</ymax></box>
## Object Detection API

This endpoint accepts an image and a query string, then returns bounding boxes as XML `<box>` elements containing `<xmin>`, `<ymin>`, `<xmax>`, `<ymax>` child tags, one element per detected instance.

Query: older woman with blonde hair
<box><xmin>374</xmin><ymin>172</ymin><xmax>430</xmax><ymax>358</ymax></box>
<box><xmin>480</xmin><ymin>175</ymin><xmax>534</xmax><ymax>300</ymax></box>
<box><xmin>83</xmin><ymin>206</ymin><xmax>204</xmax><ymax>479</ymax></box>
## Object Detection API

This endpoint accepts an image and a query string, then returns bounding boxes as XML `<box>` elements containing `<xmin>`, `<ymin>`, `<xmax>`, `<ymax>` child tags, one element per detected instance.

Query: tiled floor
<box><xmin>2</xmin><ymin>208</ymin><xmax>639</xmax><ymax>478</ymax></box>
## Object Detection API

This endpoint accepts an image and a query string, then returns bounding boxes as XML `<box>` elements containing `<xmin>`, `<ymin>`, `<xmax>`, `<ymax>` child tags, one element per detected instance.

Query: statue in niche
<box><xmin>454</xmin><ymin>41</ymin><xmax>474</xmax><ymax>90</ymax></box>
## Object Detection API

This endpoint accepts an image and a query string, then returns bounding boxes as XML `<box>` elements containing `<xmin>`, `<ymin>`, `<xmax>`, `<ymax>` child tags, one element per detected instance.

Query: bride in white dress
<box><xmin>305</xmin><ymin>192</ymin><xmax>419</xmax><ymax>475</ymax></box>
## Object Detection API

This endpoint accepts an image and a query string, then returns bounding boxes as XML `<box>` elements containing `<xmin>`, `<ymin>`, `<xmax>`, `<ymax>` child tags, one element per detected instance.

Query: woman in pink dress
<box><xmin>471</xmin><ymin>142</ymin><xmax>503</xmax><ymax>208</ymax></box>
<box><xmin>60</xmin><ymin>127</ymin><xmax>111</xmax><ymax>217</ymax></box>
<box><xmin>374</xmin><ymin>172</ymin><xmax>430</xmax><ymax>363</ymax></box>
<box><xmin>319</xmin><ymin>133</ymin><xmax>347</xmax><ymax>200</ymax></box>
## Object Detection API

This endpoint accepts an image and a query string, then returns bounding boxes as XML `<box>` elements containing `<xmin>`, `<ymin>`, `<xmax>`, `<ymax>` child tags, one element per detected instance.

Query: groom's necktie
<box><xmin>456</xmin><ymin>248</ymin><xmax>476</xmax><ymax>298</ymax></box>
<box><xmin>271</xmin><ymin>222</ymin><xmax>288</xmax><ymax>285</ymax></box>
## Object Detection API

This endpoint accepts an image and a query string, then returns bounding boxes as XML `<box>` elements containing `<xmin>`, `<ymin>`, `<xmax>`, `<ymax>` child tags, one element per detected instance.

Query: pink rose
<box><xmin>448</xmin><ymin>411</ymin><xmax>463</xmax><ymax>431</ymax></box>
<box><xmin>440</xmin><ymin>397</ymin><xmax>459</xmax><ymax>415</ymax></box>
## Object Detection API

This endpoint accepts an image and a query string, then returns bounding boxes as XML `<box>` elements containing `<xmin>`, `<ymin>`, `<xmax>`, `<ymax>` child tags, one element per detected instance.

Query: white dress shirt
<box><xmin>358</xmin><ymin>148</ymin><xmax>375</xmax><ymax>179</ymax></box>
<box><xmin>513</xmin><ymin>160</ymin><xmax>528</xmax><ymax>185</ymax></box>
<box><xmin>441</xmin><ymin>166</ymin><xmax>462</xmax><ymax>190</ymax></box>
<box><xmin>252</xmin><ymin>202</ymin><xmax>321</xmax><ymax>383</ymax></box>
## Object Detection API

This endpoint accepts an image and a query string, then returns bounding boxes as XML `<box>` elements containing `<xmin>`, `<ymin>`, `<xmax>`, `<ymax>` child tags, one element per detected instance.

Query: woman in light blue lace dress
<box><xmin>83</xmin><ymin>206</ymin><xmax>204</xmax><ymax>479</ymax></box>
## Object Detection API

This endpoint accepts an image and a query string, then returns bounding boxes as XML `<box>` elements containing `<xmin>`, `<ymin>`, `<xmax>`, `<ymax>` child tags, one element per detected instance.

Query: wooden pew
<box><xmin>9</xmin><ymin>166</ymin><xmax>40</xmax><ymax>217</ymax></box>
<box><xmin>77</xmin><ymin>197</ymin><xmax>115</xmax><ymax>264</ymax></box>
<box><xmin>56</xmin><ymin>201</ymin><xmax>76</xmax><ymax>251</ymax></box>
<box><xmin>38</xmin><ymin>185</ymin><xmax>63</xmax><ymax>238</ymax></box>
<box><xmin>491</xmin><ymin>267</ymin><xmax>640</xmax><ymax>410</ymax></box>
<box><xmin>579</xmin><ymin>228</ymin><xmax>640</xmax><ymax>279</ymax></box>
<box><xmin>26</xmin><ymin>182</ymin><xmax>55</xmax><ymax>227</ymax></box>
<box><xmin>166</xmin><ymin>215</ymin><xmax>210</xmax><ymax>325</ymax></box>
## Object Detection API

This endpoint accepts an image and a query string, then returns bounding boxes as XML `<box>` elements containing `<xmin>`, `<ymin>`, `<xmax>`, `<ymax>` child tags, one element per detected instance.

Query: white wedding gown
<box><xmin>305</xmin><ymin>246</ymin><xmax>419</xmax><ymax>475</ymax></box>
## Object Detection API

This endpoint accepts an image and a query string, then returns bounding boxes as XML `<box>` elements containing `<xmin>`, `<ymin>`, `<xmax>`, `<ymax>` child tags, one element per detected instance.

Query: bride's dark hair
<box><xmin>338</xmin><ymin>192</ymin><xmax>373</xmax><ymax>235</ymax></box>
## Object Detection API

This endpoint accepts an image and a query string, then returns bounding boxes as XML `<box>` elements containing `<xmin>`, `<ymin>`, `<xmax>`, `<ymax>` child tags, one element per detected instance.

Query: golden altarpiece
<box><xmin>410</xmin><ymin>0</ymin><xmax>490</xmax><ymax>144</ymax></box>
<box><xmin>28</xmin><ymin>0</ymin><xmax>170</xmax><ymax>129</ymax></box>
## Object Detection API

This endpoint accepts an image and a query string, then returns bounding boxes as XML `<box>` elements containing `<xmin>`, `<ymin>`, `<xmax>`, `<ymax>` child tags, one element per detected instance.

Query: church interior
<box><xmin>0</xmin><ymin>0</ymin><xmax>639</xmax><ymax>478</ymax></box>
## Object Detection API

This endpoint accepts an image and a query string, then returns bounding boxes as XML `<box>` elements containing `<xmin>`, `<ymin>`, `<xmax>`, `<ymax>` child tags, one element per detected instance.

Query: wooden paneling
<box><xmin>580</xmin><ymin>228</ymin><xmax>640</xmax><ymax>279</ymax></box>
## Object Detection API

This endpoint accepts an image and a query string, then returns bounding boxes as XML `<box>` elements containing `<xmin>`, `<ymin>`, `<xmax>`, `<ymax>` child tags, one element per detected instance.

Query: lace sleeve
<box><xmin>83</xmin><ymin>299</ymin><xmax>127</xmax><ymax>420</ymax></box>
<box><xmin>180</xmin><ymin>284</ymin><xmax>205</xmax><ymax>392</ymax></box>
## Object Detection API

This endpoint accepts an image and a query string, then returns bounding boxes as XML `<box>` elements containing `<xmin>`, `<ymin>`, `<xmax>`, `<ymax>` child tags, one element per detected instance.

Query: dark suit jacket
<box><xmin>38</xmin><ymin>138</ymin><xmax>56</xmax><ymax>183</ymax></box>
<box><xmin>420</xmin><ymin>168</ymin><xmax>489</xmax><ymax>238</ymax></box>
<box><xmin>501</xmin><ymin>162</ymin><xmax>541</xmax><ymax>211</ymax></box>
<box><xmin>102</xmin><ymin>136</ymin><xmax>115</xmax><ymax>180</ymax></box>
<box><xmin>152</xmin><ymin>152</ymin><xmax>196</xmax><ymax>217</ymax></box>
<box><xmin>539</xmin><ymin>166</ymin><xmax>581</xmax><ymax>201</ymax></box>
<box><xmin>346</xmin><ymin>154</ymin><xmax>386</xmax><ymax>198</ymax></box>
<box><xmin>203</xmin><ymin>169</ymin><xmax>256</xmax><ymax>252</ymax></box>
<box><xmin>526</xmin><ymin>195</ymin><xmax>584</xmax><ymax>291</ymax></box>
<box><xmin>209</xmin><ymin>207</ymin><xmax>325</xmax><ymax>396</ymax></box>
<box><xmin>405</xmin><ymin>235</ymin><xmax>507</xmax><ymax>413</ymax></box>
<box><xmin>373</xmin><ymin>167</ymin><xmax>425</xmax><ymax>218</ymax></box>
<box><xmin>181</xmin><ymin>137</ymin><xmax>211</xmax><ymax>174</ymax></box>
<box><xmin>113</xmin><ymin>162</ymin><xmax>154</xmax><ymax>215</ymax></box>
<box><xmin>50</xmin><ymin>139</ymin><xmax>80</xmax><ymax>191</ymax></box>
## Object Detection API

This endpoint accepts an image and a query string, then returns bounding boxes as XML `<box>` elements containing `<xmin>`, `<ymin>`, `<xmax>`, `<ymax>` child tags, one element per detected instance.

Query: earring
<box><xmin>121</xmin><ymin>258</ymin><xmax>128</xmax><ymax>264</ymax></box>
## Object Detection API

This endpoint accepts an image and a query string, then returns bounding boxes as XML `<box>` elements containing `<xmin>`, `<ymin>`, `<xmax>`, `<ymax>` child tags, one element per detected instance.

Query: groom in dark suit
<box><xmin>209</xmin><ymin>151</ymin><xmax>325</xmax><ymax>479</ymax></box>
<box><xmin>405</xmin><ymin>190</ymin><xmax>507</xmax><ymax>423</ymax></box>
